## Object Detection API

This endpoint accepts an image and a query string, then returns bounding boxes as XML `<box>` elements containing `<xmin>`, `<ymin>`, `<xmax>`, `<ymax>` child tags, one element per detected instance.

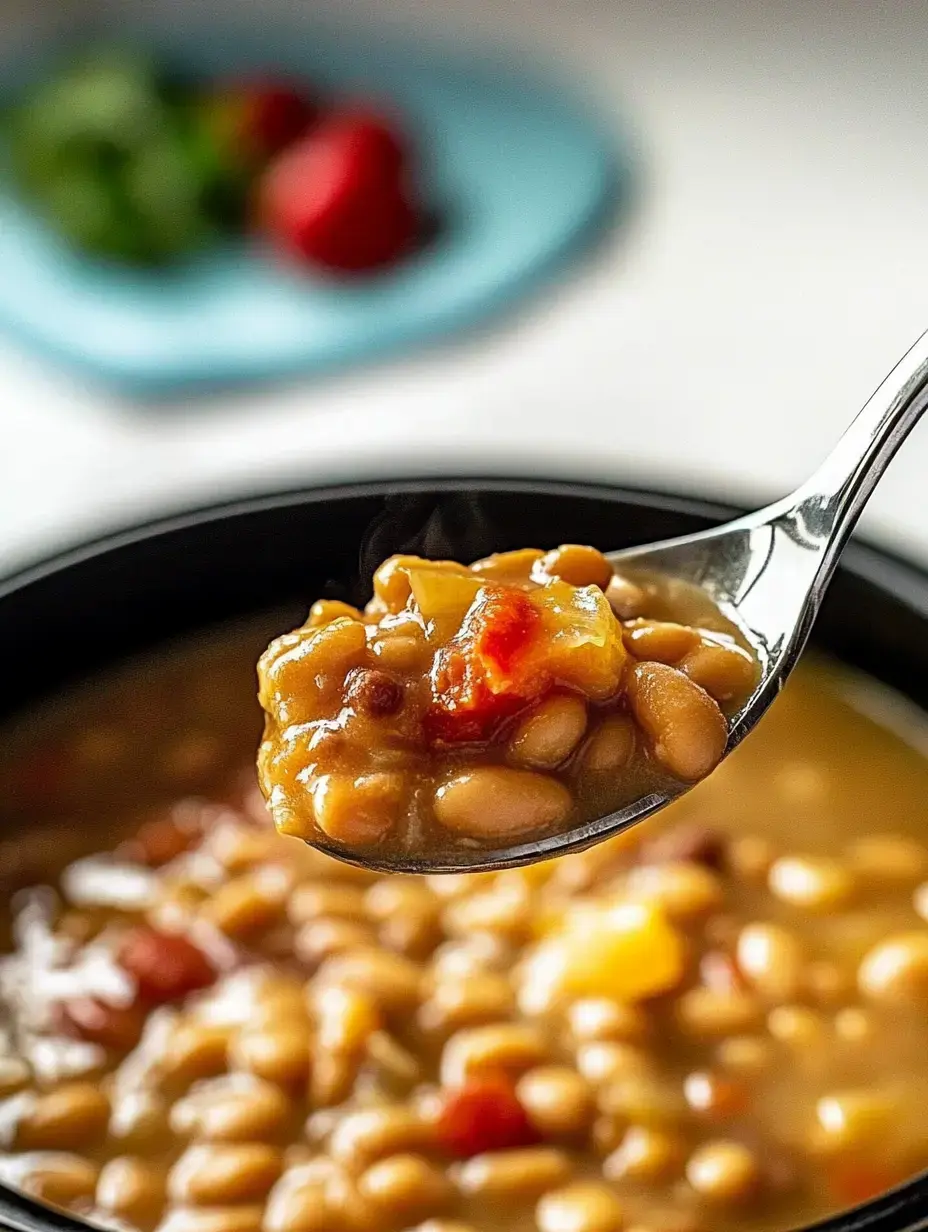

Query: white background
<box><xmin>4</xmin><ymin>0</ymin><xmax>928</xmax><ymax>572</ymax></box>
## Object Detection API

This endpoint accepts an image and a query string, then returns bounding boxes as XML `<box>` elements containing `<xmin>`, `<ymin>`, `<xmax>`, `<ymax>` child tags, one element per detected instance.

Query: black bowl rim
<box><xmin>4</xmin><ymin>475</ymin><xmax>928</xmax><ymax>619</ymax></box>
<box><xmin>0</xmin><ymin>473</ymin><xmax>927</xmax><ymax>1232</ymax></box>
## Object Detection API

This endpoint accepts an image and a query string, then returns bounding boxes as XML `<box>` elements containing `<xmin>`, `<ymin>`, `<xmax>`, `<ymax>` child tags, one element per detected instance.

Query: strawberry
<box><xmin>207</xmin><ymin>80</ymin><xmax>316</xmax><ymax>164</ymax></box>
<box><xmin>257</xmin><ymin>107</ymin><xmax>418</xmax><ymax>273</ymax></box>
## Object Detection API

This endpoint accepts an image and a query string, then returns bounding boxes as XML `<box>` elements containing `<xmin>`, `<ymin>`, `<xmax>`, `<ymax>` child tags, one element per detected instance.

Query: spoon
<box><xmin>313</xmin><ymin>328</ymin><xmax>928</xmax><ymax>875</ymax></box>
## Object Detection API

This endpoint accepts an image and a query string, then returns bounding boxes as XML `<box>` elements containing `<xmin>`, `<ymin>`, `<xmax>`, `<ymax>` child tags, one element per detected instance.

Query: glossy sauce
<box><xmin>256</xmin><ymin>547</ymin><xmax>758</xmax><ymax>860</ymax></box>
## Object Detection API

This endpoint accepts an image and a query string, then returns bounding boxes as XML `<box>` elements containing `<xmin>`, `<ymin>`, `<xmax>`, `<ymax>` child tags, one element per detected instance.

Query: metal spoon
<box><xmin>315</xmin><ymin>329</ymin><xmax>928</xmax><ymax>875</ymax></box>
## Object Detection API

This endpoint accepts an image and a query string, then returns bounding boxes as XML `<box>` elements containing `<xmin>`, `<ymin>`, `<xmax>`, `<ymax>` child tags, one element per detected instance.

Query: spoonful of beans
<box><xmin>257</xmin><ymin>329</ymin><xmax>928</xmax><ymax>873</ymax></box>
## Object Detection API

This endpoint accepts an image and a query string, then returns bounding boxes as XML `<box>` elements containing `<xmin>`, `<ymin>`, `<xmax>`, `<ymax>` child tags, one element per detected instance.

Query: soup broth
<box><xmin>0</xmin><ymin>620</ymin><xmax>926</xmax><ymax>1232</ymax></box>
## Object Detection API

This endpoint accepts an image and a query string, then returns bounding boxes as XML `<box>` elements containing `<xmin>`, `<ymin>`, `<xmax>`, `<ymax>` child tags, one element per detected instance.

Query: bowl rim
<box><xmin>3</xmin><ymin>474</ymin><xmax>928</xmax><ymax>606</ymax></box>
<box><xmin>0</xmin><ymin>472</ymin><xmax>927</xmax><ymax>1232</ymax></box>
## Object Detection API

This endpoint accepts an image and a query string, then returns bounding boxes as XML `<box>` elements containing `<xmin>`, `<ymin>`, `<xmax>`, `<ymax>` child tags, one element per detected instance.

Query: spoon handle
<box><xmin>785</xmin><ymin>328</ymin><xmax>928</xmax><ymax>570</ymax></box>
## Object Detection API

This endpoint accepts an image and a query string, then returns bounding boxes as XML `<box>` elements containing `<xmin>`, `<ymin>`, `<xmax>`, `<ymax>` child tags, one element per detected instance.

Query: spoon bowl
<box><xmin>312</xmin><ymin>329</ymin><xmax>928</xmax><ymax>875</ymax></box>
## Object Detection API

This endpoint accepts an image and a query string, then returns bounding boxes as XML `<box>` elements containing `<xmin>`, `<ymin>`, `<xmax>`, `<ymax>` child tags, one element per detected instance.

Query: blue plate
<box><xmin>0</xmin><ymin>23</ymin><xmax>630</xmax><ymax>395</ymax></box>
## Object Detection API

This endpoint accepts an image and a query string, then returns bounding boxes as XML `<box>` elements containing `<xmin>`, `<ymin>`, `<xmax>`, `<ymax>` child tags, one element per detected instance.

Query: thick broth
<box><xmin>0</xmin><ymin>621</ymin><xmax>926</xmax><ymax>1232</ymax></box>
<box><xmin>256</xmin><ymin>547</ymin><xmax>756</xmax><ymax>859</ymax></box>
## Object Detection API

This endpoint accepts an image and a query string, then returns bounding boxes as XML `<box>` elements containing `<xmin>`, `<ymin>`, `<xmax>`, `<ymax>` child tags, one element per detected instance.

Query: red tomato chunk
<box><xmin>119</xmin><ymin>927</ymin><xmax>216</xmax><ymax>1005</ymax></box>
<box><xmin>58</xmin><ymin>996</ymin><xmax>146</xmax><ymax>1052</ymax></box>
<box><xmin>436</xmin><ymin>1076</ymin><xmax>540</xmax><ymax>1158</ymax></box>
<box><xmin>427</xmin><ymin>588</ymin><xmax>545</xmax><ymax>745</ymax></box>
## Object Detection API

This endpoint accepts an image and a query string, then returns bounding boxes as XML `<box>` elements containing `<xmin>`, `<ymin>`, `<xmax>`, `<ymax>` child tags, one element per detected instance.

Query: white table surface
<box><xmin>4</xmin><ymin>0</ymin><xmax>928</xmax><ymax>573</ymax></box>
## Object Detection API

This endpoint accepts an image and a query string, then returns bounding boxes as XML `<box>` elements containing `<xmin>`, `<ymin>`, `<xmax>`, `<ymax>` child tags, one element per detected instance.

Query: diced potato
<box><xmin>407</xmin><ymin>570</ymin><xmax>485</xmax><ymax>634</ymax></box>
<box><xmin>373</xmin><ymin>556</ymin><xmax>473</xmax><ymax>613</ymax></box>
<box><xmin>519</xmin><ymin>900</ymin><xmax>685</xmax><ymax>1011</ymax></box>
<box><xmin>532</xmin><ymin>583</ymin><xmax>626</xmax><ymax>702</ymax></box>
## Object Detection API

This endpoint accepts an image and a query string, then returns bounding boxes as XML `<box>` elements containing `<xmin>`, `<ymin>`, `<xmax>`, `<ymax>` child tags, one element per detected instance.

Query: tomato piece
<box><xmin>424</xmin><ymin>679</ymin><xmax>528</xmax><ymax>745</ymax></box>
<box><xmin>257</xmin><ymin>108</ymin><xmax>418</xmax><ymax>273</ymax></box>
<box><xmin>58</xmin><ymin>996</ymin><xmax>146</xmax><ymax>1051</ymax></box>
<box><xmin>118</xmin><ymin>927</ymin><xmax>216</xmax><ymax>1005</ymax></box>
<box><xmin>426</xmin><ymin>587</ymin><xmax>545</xmax><ymax>745</ymax></box>
<box><xmin>436</xmin><ymin>1076</ymin><xmax>539</xmax><ymax>1158</ymax></box>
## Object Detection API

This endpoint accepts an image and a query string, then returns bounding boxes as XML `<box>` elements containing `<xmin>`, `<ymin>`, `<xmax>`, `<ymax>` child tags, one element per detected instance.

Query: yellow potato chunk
<box><xmin>519</xmin><ymin>900</ymin><xmax>686</xmax><ymax>1011</ymax></box>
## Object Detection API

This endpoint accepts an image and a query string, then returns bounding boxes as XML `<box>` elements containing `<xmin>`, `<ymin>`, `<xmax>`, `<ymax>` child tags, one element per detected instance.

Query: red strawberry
<box><xmin>208</xmin><ymin>81</ymin><xmax>317</xmax><ymax>163</ymax></box>
<box><xmin>257</xmin><ymin>108</ymin><xmax>419</xmax><ymax>273</ymax></box>
<box><xmin>313</xmin><ymin>108</ymin><xmax>407</xmax><ymax>183</ymax></box>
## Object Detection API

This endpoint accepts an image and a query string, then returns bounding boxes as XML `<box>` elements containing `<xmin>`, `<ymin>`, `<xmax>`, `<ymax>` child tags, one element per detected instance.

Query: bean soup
<box><xmin>0</xmin><ymin>619</ymin><xmax>927</xmax><ymax>1232</ymax></box>
<box><xmin>256</xmin><ymin>546</ymin><xmax>757</xmax><ymax>857</ymax></box>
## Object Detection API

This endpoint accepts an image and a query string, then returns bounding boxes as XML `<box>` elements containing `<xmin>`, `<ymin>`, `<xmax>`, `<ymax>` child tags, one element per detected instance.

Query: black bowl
<box><xmin>1</xmin><ymin>476</ymin><xmax>928</xmax><ymax>1232</ymax></box>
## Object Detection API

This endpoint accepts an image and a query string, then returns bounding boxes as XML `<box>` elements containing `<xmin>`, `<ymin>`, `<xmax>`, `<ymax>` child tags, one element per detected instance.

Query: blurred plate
<box><xmin>0</xmin><ymin>22</ymin><xmax>629</xmax><ymax>395</ymax></box>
